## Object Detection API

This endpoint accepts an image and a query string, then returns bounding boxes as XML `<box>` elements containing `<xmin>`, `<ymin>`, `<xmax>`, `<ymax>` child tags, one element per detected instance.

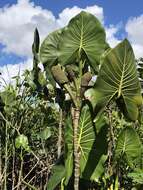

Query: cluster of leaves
<box><xmin>0</xmin><ymin>69</ymin><xmax>59</xmax><ymax>189</ymax></box>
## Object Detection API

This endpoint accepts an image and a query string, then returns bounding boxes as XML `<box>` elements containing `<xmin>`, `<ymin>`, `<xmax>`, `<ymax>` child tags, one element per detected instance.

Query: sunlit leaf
<box><xmin>40</xmin><ymin>29</ymin><xmax>63</xmax><ymax>66</ymax></box>
<box><xmin>85</xmin><ymin>39</ymin><xmax>142</xmax><ymax>121</ymax></box>
<box><xmin>59</xmin><ymin>11</ymin><xmax>108</xmax><ymax>72</ymax></box>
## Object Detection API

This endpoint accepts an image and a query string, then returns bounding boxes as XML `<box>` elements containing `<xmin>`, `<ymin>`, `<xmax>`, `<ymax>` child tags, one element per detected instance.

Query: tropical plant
<box><xmin>39</xmin><ymin>11</ymin><xmax>143</xmax><ymax>190</ymax></box>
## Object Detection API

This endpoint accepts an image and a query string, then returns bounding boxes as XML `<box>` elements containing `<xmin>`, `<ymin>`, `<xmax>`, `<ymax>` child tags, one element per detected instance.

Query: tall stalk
<box><xmin>12</xmin><ymin>141</ymin><xmax>16</xmax><ymax>190</ymax></box>
<box><xmin>57</xmin><ymin>108</ymin><xmax>63</xmax><ymax>159</ymax></box>
<box><xmin>73</xmin><ymin>107</ymin><xmax>80</xmax><ymax>190</ymax></box>
<box><xmin>17</xmin><ymin>148</ymin><xmax>23</xmax><ymax>190</ymax></box>
<box><xmin>4</xmin><ymin>122</ymin><xmax>8</xmax><ymax>190</ymax></box>
<box><xmin>72</xmin><ymin>54</ymin><xmax>83</xmax><ymax>190</ymax></box>
<box><xmin>64</xmin><ymin>84</ymin><xmax>81</xmax><ymax>190</ymax></box>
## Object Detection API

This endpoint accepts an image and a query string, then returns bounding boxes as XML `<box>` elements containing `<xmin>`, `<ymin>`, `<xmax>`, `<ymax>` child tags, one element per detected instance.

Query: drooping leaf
<box><xmin>58</xmin><ymin>11</ymin><xmax>109</xmax><ymax>71</ymax></box>
<box><xmin>40</xmin><ymin>29</ymin><xmax>63</xmax><ymax>66</ymax></box>
<box><xmin>40</xmin><ymin>29</ymin><xmax>63</xmax><ymax>86</ymax></box>
<box><xmin>47</xmin><ymin>165</ymin><xmax>65</xmax><ymax>190</ymax></box>
<box><xmin>64</xmin><ymin>104</ymin><xmax>108</xmax><ymax>184</ymax></box>
<box><xmin>115</xmin><ymin>127</ymin><xmax>142</xmax><ymax>166</ymax></box>
<box><xmin>85</xmin><ymin>39</ymin><xmax>142</xmax><ymax>121</ymax></box>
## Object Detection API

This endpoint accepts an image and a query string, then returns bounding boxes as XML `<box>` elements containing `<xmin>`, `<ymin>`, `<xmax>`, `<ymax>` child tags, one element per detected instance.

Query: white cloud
<box><xmin>57</xmin><ymin>5</ymin><xmax>104</xmax><ymax>27</ymax></box>
<box><xmin>0</xmin><ymin>1</ymin><xmax>106</xmax><ymax>85</ymax></box>
<box><xmin>106</xmin><ymin>25</ymin><xmax>120</xmax><ymax>47</ymax></box>
<box><xmin>125</xmin><ymin>15</ymin><xmax>143</xmax><ymax>58</ymax></box>
<box><xmin>126</xmin><ymin>15</ymin><xmax>143</xmax><ymax>45</ymax></box>
<box><xmin>0</xmin><ymin>0</ymin><xmax>57</xmax><ymax>57</ymax></box>
<box><xmin>0</xmin><ymin>58</ymin><xmax>32</xmax><ymax>88</ymax></box>
<box><xmin>0</xmin><ymin>1</ymin><xmax>104</xmax><ymax>58</ymax></box>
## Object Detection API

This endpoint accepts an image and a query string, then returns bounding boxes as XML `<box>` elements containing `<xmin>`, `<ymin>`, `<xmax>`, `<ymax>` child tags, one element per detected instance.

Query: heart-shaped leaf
<box><xmin>115</xmin><ymin>127</ymin><xmax>142</xmax><ymax>166</ymax></box>
<box><xmin>58</xmin><ymin>11</ymin><xmax>108</xmax><ymax>71</ymax></box>
<box><xmin>85</xmin><ymin>39</ymin><xmax>142</xmax><ymax>121</ymax></box>
<box><xmin>64</xmin><ymin>104</ymin><xmax>108</xmax><ymax>184</ymax></box>
<box><xmin>40</xmin><ymin>29</ymin><xmax>63</xmax><ymax>66</ymax></box>
<box><xmin>40</xmin><ymin>29</ymin><xmax>63</xmax><ymax>86</ymax></box>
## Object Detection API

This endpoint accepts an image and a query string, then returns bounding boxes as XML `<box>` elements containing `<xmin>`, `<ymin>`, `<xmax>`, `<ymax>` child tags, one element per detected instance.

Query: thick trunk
<box><xmin>73</xmin><ymin>108</ymin><xmax>80</xmax><ymax>190</ymax></box>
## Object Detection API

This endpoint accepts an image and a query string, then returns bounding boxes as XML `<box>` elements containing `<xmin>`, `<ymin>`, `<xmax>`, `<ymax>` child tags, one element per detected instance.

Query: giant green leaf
<box><xmin>40</xmin><ymin>29</ymin><xmax>63</xmax><ymax>86</ymax></box>
<box><xmin>64</xmin><ymin>104</ymin><xmax>108</xmax><ymax>184</ymax></box>
<box><xmin>85</xmin><ymin>39</ymin><xmax>142</xmax><ymax>121</ymax></box>
<box><xmin>40</xmin><ymin>29</ymin><xmax>63</xmax><ymax>66</ymax></box>
<box><xmin>115</xmin><ymin>127</ymin><xmax>142</xmax><ymax>166</ymax></box>
<box><xmin>58</xmin><ymin>11</ymin><xmax>108</xmax><ymax>71</ymax></box>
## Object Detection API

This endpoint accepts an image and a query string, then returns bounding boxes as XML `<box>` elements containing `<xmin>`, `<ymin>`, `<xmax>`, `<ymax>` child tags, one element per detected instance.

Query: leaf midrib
<box><xmin>118</xmin><ymin>44</ymin><xmax>127</xmax><ymax>98</ymax></box>
<box><xmin>79</xmin><ymin>14</ymin><xmax>84</xmax><ymax>53</ymax></box>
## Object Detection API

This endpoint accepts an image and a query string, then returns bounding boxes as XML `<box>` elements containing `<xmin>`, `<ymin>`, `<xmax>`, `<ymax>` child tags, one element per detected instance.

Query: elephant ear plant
<box><xmin>38</xmin><ymin>11</ymin><xmax>143</xmax><ymax>190</ymax></box>
<box><xmin>40</xmin><ymin>11</ymin><xmax>108</xmax><ymax>190</ymax></box>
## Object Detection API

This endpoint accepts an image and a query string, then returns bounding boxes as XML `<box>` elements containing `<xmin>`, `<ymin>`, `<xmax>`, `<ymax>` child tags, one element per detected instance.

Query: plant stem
<box><xmin>17</xmin><ymin>148</ymin><xmax>23</xmax><ymax>190</ymax></box>
<box><xmin>72</xmin><ymin>50</ymin><xmax>83</xmax><ymax>190</ymax></box>
<box><xmin>107</xmin><ymin>107</ymin><xmax>115</xmax><ymax>176</ymax></box>
<box><xmin>22</xmin><ymin>180</ymin><xmax>38</xmax><ymax>190</ymax></box>
<box><xmin>73</xmin><ymin>107</ymin><xmax>80</xmax><ymax>190</ymax></box>
<box><xmin>57</xmin><ymin>108</ymin><xmax>63</xmax><ymax>159</ymax></box>
<box><xmin>12</xmin><ymin>141</ymin><xmax>15</xmax><ymax>190</ymax></box>
<box><xmin>114</xmin><ymin>174</ymin><xmax>119</xmax><ymax>190</ymax></box>
<box><xmin>64</xmin><ymin>84</ymin><xmax>77</xmax><ymax>107</ymax></box>
<box><xmin>4</xmin><ymin>122</ymin><xmax>8</xmax><ymax>190</ymax></box>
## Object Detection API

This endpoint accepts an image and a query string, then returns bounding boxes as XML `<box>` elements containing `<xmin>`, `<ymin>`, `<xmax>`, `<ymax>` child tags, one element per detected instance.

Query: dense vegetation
<box><xmin>0</xmin><ymin>11</ymin><xmax>143</xmax><ymax>190</ymax></box>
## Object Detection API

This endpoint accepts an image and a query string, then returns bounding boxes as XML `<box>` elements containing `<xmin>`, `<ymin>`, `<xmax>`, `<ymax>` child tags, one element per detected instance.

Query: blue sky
<box><xmin>0</xmin><ymin>0</ymin><xmax>142</xmax><ymax>25</ymax></box>
<box><xmin>0</xmin><ymin>0</ymin><xmax>143</xmax><ymax>83</ymax></box>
